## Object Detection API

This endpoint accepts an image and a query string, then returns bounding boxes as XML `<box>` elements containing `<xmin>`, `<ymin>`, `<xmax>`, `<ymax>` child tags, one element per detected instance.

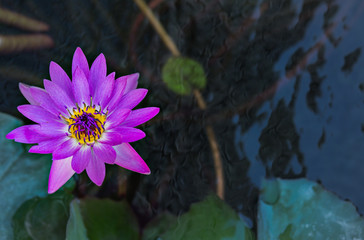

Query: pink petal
<box><xmin>17</xmin><ymin>105</ymin><xmax>58</xmax><ymax>123</ymax></box>
<box><xmin>72</xmin><ymin>67</ymin><xmax>90</xmax><ymax>106</ymax></box>
<box><xmin>72</xmin><ymin>47</ymin><xmax>89</xmax><ymax>78</ymax></box>
<box><xmin>93</xmin><ymin>142</ymin><xmax>116</xmax><ymax>164</ymax></box>
<box><xmin>86</xmin><ymin>153</ymin><xmax>105</xmax><ymax>186</ymax></box>
<box><xmin>105</xmin><ymin>108</ymin><xmax>131</xmax><ymax>129</ymax></box>
<box><xmin>92</xmin><ymin>72</ymin><xmax>115</xmax><ymax>108</ymax></box>
<box><xmin>111</xmin><ymin>127</ymin><xmax>146</xmax><ymax>142</ymax></box>
<box><xmin>71</xmin><ymin>146</ymin><xmax>91</xmax><ymax>174</ymax></box>
<box><xmin>52</xmin><ymin>138</ymin><xmax>81</xmax><ymax>160</ymax></box>
<box><xmin>123</xmin><ymin>73</ymin><xmax>139</xmax><ymax>94</ymax></box>
<box><xmin>19</xmin><ymin>83</ymin><xmax>38</xmax><ymax>105</ymax></box>
<box><xmin>49</xmin><ymin>61</ymin><xmax>74</xmax><ymax>101</ymax></box>
<box><xmin>121</xmin><ymin>107</ymin><xmax>160</xmax><ymax>127</ymax></box>
<box><xmin>6</xmin><ymin>125</ymin><xmax>48</xmax><ymax>144</ymax></box>
<box><xmin>98</xmin><ymin>131</ymin><xmax>123</xmax><ymax>146</ymax></box>
<box><xmin>48</xmin><ymin>156</ymin><xmax>75</xmax><ymax>194</ymax></box>
<box><xmin>38</xmin><ymin>122</ymin><xmax>68</xmax><ymax>137</ymax></box>
<box><xmin>30</xmin><ymin>87</ymin><xmax>63</xmax><ymax>116</ymax></box>
<box><xmin>117</xmin><ymin>89</ymin><xmax>148</xmax><ymax>110</ymax></box>
<box><xmin>89</xmin><ymin>53</ymin><xmax>106</xmax><ymax>95</ymax></box>
<box><xmin>43</xmin><ymin>80</ymin><xmax>75</xmax><ymax>112</ymax></box>
<box><xmin>29</xmin><ymin>137</ymin><xmax>65</xmax><ymax>154</ymax></box>
<box><xmin>106</xmin><ymin>76</ymin><xmax>127</xmax><ymax>112</ymax></box>
<box><xmin>114</xmin><ymin>143</ymin><xmax>150</xmax><ymax>174</ymax></box>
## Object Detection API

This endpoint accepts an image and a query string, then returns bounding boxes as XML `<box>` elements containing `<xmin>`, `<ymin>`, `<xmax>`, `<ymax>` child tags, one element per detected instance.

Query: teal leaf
<box><xmin>258</xmin><ymin>178</ymin><xmax>364</xmax><ymax>239</ymax></box>
<box><xmin>144</xmin><ymin>195</ymin><xmax>255</xmax><ymax>240</ymax></box>
<box><xmin>162</xmin><ymin>56</ymin><xmax>207</xmax><ymax>95</ymax></box>
<box><xmin>12</xmin><ymin>192</ymin><xmax>73</xmax><ymax>240</ymax></box>
<box><xmin>0</xmin><ymin>113</ymin><xmax>51</xmax><ymax>239</ymax></box>
<box><xmin>11</xmin><ymin>198</ymin><xmax>38</xmax><ymax>240</ymax></box>
<box><xmin>66</xmin><ymin>198</ymin><xmax>139</xmax><ymax>240</ymax></box>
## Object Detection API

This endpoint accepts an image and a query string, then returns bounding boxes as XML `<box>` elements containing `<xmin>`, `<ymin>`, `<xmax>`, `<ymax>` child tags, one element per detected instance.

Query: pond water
<box><xmin>1</xmin><ymin>0</ymin><xmax>364</xmax><ymax>238</ymax></box>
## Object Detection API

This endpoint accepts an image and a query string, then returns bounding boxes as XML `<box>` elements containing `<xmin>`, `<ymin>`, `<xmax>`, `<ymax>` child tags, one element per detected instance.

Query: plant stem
<box><xmin>0</xmin><ymin>34</ymin><xmax>53</xmax><ymax>54</ymax></box>
<box><xmin>0</xmin><ymin>7</ymin><xmax>49</xmax><ymax>32</ymax></box>
<box><xmin>133</xmin><ymin>0</ymin><xmax>225</xmax><ymax>199</ymax></box>
<box><xmin>133</xmin><ymin>0</ymin><xmax>181</xmax><ymax>57</ymax></box>
<box><xmin>192</xmin><ymin>89</ymin><xmax>224</xmax><ymax>199</ymax></box>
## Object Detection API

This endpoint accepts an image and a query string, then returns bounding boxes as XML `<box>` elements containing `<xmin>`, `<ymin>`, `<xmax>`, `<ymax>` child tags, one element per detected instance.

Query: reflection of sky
<box><xmin>235</xmin><ymin>1</ymin><xmax>364</xmax><ymax>213</ymax></box>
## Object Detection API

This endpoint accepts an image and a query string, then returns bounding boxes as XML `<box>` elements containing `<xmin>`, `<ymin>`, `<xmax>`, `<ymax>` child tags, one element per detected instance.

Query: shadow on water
<box><xmin>1</xmin><ymin>0</ymin><xmax>364</xmax><ymax>231</ymax></box>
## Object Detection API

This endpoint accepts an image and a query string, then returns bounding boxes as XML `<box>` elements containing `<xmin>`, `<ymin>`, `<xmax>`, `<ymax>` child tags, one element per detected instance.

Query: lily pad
<box><xmin>142</xmin><ymin>212</ymin><xmax>177</xmax><ymax>240</ymax></box>
<box><xmin>66</xmin><ymin>200</ymin><xmax>88</xmax><ymax>240</ymax></box>
<box><xmin>66</xmin><ymin>198</ymin><xmax>139</xmax><ymax>240</ymax></box>
<box><xmin>143</xmin><ymin>195</ymin><xmax>255</xmax><ymax>240</ymax></box>
<box><xmin>162</xmin><ymin>56</ymin><xmax>207</xmax><ymax>95</ymax></box>
<box><xmin>12</xmin><ymin>198</ymin><xmax>37</xmax><ymax>240</ymax></box>
<box><xmin>258</xmin><ymin>178</ymin><xmax>364</xmax><ymax>240</ymax></box>
<box><xmin>12</xmin><ymin>192</ymin><xmax>73</xmax><ymax>240</ymax></box>
<box><xmin>0</xmin><ymin>113</ymin><xmax>51</xmax><ymax>239</ymax></box>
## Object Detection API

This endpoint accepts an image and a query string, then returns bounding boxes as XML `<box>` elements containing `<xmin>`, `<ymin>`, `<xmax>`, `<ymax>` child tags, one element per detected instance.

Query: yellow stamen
<box><xmin>65</xmin><ymin>105</ymin><xmax>106</xmax><ymax>145</ymax></box>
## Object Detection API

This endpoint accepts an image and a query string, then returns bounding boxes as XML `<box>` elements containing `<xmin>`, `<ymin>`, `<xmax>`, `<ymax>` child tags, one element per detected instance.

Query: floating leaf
<box><xmin>66</xmin><ymin>200</ymin><xmax>88</xmax><ymax>240</ymax></box>
<box><xmin>66</xmin><ymin>198</ymin><xmax>139</xmax><ymax>240</ymax></box>
<box><xmin>0</xmin><ymin>113</ymin><xmax>51</xmax><ymax>239</ymax></box>
<box><xmin>12</xmin><ymin>198</ymin><xmax>37</xmax><ymax>240</ymax></box>
<box><xmin>258</xmin><ymin>178</ymin><xmax>364</xmax><ymax>239</ymax></box>
<box><xmin>142</xmin><ymin>213</ymin><xmax>177</xmax><ymax>240</ymax></box>
<box><xmin>143</xmin><ymin>195</ymin><xmax>255</xmax><ymax>240</ymax></box>
<box><xmin>12</xmin><ymin>192</ymin><xmax>73</xmax><ymax>240</ymax></box>
<box><xmin>162</xmin><ymin>56</ymin><xmax>206</xmax><ymax>95</ymax></box>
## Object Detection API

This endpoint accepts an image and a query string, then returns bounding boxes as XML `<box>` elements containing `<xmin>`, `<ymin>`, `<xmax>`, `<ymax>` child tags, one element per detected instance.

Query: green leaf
<box><xmin>0</xmin><ymin>113</ymin><xmax>51</xmax><ymax>239</ymax></box>
<box><xmin>12</xmin><ymin>192</ymin><xmax>73</xmax><ymax>240</ymax></box>
<box><xmin>66</xmin><ymin>200</ymin><xmax>88</xmax><ymax>240</ymax></box>
<box><xmin>144</xmin><ymin>195</ymin><xmax>255</xmax><ymax>240</ymax></box>
<box><xmin>66</xmin><ymin>198</ymin><xmax>140</xmax><ymax>240</ymax></box>
<box><xmin>162</xmin><ymin>56</ymin><xmax>207</xmax><ymax>95</ymax></box>
<box><xmin>258</xmin><ymin>178</ymin><xmax>364</xmax><ymax>239</ymax></box>
<box><xmin>142</xmin><ymin>213</ymin><xmax>177</xmax><ymax>240</ymax></box>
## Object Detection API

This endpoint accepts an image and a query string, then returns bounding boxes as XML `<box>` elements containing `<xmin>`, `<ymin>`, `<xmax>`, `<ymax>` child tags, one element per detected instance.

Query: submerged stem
<box><xmin>133</xmin><ymin>0</ymin><xmax>181</xmax><ymax>57</ymax></box>
<box><xmin>134</xmin><ymin>0</ymin><xmax>225</xmax><ymax>199</ymax></box>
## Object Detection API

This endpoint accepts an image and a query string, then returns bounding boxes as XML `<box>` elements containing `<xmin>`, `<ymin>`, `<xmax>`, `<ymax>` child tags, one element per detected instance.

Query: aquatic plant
<box><xmin>133</xmin><ymin>0</ymin><xmax>225</xmax><ymax>200</ymax></box>
<box><xmin>6</xmin><ymin>47</ymin><xmax>159</xmax><ymax>193</ymax></box>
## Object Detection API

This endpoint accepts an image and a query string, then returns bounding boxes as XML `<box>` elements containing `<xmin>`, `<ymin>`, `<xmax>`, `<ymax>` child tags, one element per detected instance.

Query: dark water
<box><xmin>1</xmin><ymin>0</ymin><xmax>364</xmax><ymax>231</ymax></box>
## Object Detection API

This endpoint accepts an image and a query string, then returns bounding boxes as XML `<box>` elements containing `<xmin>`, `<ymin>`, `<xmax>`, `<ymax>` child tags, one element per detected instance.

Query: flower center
<box><xmin>66</xmin><ymin>106</ymin><xmax>106</xmax><ymax>145</ymax></box>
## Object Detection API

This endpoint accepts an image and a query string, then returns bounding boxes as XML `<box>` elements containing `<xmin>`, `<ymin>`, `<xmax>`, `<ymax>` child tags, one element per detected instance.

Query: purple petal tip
<box><xmin>5</xmin><ymin>132</ymin><xmax>14</xmax><ymax>140</ymax></box>
<box><xmin>143</xmin><ymin>169</ymin><xmax>151</xmax><ymax>175</ymax></box>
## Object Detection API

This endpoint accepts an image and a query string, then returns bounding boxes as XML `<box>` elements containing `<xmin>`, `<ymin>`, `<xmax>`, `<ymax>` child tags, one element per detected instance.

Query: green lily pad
<box><xmin>258</xmin><ymin>178</ymin><xmax>364</xmax><ymax>240</ymax></box>
<box><xmin>12</xmin><ymin>192</ymin><xmax>73</xmax><ymax>240</ymax></box>
<box><xmin>162</xmin><ymin>56</ymin><xmax>207</xmax><ymax>95</ymax></box>
<box><xmin>0</xmin><ymin>113</ymin><xmax>51</xmax><ymax>239</ymax></box>
<box><xmin>143</xmin><ymin>195</ymin><xmax>255</xmax><ymax>240</ymax></box>
<box><xmin>142</xmin><ymin>212</ymin><xmax>177</xmax><ymax>240</ymax></box>
<box><xmin>66</xmin><ymin>200</ymin><xmax>88</xmax><ymax>240</ymax></box>
<box><xmin>66</xmin><ymin>198</ymin><xmax>139</xmax><ymax>240</ymax></box>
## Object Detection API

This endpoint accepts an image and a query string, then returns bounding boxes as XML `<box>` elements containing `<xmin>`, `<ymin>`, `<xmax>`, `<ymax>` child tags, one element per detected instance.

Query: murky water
<box><xmin>1</xmin><ymin>0</ymin><xmax>364</xmax><ymax>234</ymax></box>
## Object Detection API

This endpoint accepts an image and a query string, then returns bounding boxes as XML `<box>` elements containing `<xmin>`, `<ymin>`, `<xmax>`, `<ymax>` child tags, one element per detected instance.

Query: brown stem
<box><xmin>0</xmin><ymin>7</ymin><xmax>49</xmax><ymax>32</ymax></box>
<box><xmin>133</xmin><ymin>0</ymin><xmax>181</xmax><ymax>57</ymax></box>
<box><xmin>205</xmin><ymin>125</ymin><xmax>224</xmax><ymax>198</ymax></box>
<box><xmin>133</xmin><ymin>0</ymin><xmax>224</xmax><ymax>199</ymax></box>
<box><xmin>0</xmin><ymin>34</ymin><xmax>54</xmax><ymax>54</ymax></box>
<box><xmin>193</xmin><ymin>89</ymin><xmax>207</xmax><ymax>110</ymax></box>
<box><xmin>192</xmin><ymin>89</ymin><xmax>224</xmax><ymax>199</ymax></box>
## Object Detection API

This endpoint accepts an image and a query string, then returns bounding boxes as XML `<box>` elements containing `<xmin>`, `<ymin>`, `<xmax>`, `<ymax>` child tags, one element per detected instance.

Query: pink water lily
<box><xmin>6</xmin><ymin>47</ymin><xmax>159</xmax><ymax>193</ymax></box>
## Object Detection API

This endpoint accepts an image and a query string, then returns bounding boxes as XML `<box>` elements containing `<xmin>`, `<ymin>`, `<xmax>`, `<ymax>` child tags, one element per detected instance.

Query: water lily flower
<box><xmin>6</xmin><ymin>47</ymin><xmax>159</xmax><ymax>193</ymax></box>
